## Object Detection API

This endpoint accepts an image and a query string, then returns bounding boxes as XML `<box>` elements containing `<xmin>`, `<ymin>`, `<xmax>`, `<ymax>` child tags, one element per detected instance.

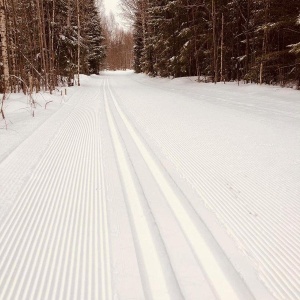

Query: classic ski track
<box><xmin>110</xmin><ymin>76</ymin><xmax>300</xmax><ymax>300</ymax></box>
<box><xmin>1</xmin><ymin>74</ymin><xmax>298</xmax><ymax>300</ymax></box>
<box><xmin>133</xmin><ymin>117</ymin><xmax>300</xmax><ymax>299</ymax></box>
<box><xmin>106</xmin><ymin>79</ymin><xmax>255</xmax><ymax>300</ymax></box>
<box><xmin>160</xmin><ymin>144</ymin><xmax>300</xmax><ymax>270</ymax></box>
<box><xmin>104</xmin><ymin>79</ymin><xmax>178</xmax><ymax>300</ymax></box>
<box><xmin>0</xmin><ymin>85</ymin><xmax>112</xmax><ymax>299</ymax></box>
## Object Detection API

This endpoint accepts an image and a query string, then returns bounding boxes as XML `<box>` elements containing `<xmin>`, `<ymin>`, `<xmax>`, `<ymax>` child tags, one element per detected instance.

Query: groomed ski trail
<box><xmin>104</xmin><ymin>78</ymin><xmax>254</xmax><ymax>300</ymax></box>
<box><xmin>1</xmin><ymin>72</ymin><xmax>298</xmax><ymax>299</ymax></box>
<box><xmin>0</xmin><ymin>80</ymin><xmax>112</xmax><ymax>300</ymax></box>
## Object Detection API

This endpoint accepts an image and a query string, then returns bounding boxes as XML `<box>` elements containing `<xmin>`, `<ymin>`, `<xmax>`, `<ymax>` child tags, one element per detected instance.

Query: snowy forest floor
<box><xmin>0</xmin><ymin>71</ymin><xmax>299</xmax><ymax>300</ymax></box>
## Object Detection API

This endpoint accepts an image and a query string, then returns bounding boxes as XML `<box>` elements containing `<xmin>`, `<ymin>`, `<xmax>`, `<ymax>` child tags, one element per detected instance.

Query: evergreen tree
<box><xmin>81</xmin><ymin>0</ymin><xmax>105</xmax><ymax>74</ymax></box>
<box><xmin>126</xmin><ymin>0</ymin><xmax>300</xmax><ymax>86</ymax></box>
<box><xmin>133</xmin><ymin>1</ymin><xmax>144</xmax><ymax>73</ymax></box>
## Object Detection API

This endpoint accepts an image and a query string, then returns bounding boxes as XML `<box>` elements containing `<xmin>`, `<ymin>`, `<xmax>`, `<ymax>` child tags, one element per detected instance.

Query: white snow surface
<box><xmin>0</xmin><ymin>71</ymin><xmax>299</xmax><ymax>300</ymax></box>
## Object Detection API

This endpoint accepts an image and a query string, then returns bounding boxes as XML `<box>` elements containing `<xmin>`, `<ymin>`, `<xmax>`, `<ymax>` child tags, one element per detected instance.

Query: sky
<box><xmin>102</xmin><ymin>0</ymin><xmax>129</xmax><ymax>29</ymax></box>
<box><xmin>103</xmin><ymin>0</ymin><xmax>119</xmax><ymax>13</ymax></box>
<box><xmin>103</xmin><ymin>0</ymin><xmax>121</xmax><ymax>22</ymax></box>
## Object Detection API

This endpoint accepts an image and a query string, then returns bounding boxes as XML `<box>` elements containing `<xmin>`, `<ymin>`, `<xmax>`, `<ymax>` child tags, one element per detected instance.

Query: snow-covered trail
<box><xmin>0</xmin><ymin>81</ymin><xmax>112</xmax><ymax>300</ymax></box>
<box><xmin>0</xmin><ymin>71</ymin><xmax>299</xmax><ymax>299</ymax></box>
<box><xmin>108</xmin><ymin>73</ymin><xmax>300</xmax><ymax>299</ymax></box>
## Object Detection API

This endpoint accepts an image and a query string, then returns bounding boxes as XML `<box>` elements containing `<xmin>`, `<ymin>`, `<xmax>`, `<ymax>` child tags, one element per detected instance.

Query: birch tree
<box><xmin>0</xmin><ymin>0</ymin><xmax>9</xmax><ymax>92</ymax></box>
<box><xmin>0</xmin><ymin>0</ymin><xmax>105</xmax><ymax>93</ymax></box>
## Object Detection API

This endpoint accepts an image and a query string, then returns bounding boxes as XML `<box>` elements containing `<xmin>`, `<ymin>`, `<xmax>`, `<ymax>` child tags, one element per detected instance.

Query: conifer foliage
<box><xmin>124</xmin><ymin>0</ymin><xmax>300</xmax><ymax>86</ymax></box>
<box><xmin>0</xmin><ymin>0</ymin><xmax>105</xmax><ymax>93</ymax></box>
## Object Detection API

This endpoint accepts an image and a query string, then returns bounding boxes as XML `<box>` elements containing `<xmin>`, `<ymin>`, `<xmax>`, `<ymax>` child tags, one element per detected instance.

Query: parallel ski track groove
<box><xmin>0</xmin><ymin>85</ymin><xmax>112</xmax><ymax>300</ymax></box>
<box><xmin>147</xmin><ymin>129</ymin><xmax>300</xmax><ymax>299</ymax></box>
<box><xmin>104</xmin><ymin>79</ymin><xmax>180</xmax><ymax>300</ymax></box>
<box><xmin>106</xmin><ymin>79</ymin><xmax>255</xmax><ymax>300</ymax></box>
<box><xmin>112</xmin><ymin>78</ymin><xmax>299</xmax><ymax>300</ymax></box>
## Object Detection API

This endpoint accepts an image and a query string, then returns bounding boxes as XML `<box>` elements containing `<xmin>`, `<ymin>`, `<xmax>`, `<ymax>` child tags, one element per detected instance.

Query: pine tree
<box><xmin>84</xmin><ymin>2</ymin><xmax>105</xmax><ymax>74</ymax></box>
<box><xmin>126</xmin><ymin>0</ymin><xmax>299</xmax><ymax>86</ymax></box>
<box><xmin>132</xmin><ymin>0</ymin><xmax>144</xmax><ymax>73</ymax></box>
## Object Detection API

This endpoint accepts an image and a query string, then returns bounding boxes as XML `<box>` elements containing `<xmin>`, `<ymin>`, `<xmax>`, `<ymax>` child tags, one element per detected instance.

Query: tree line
<box><xmin>122</xmin><ymin>0</ymin><xmax>300</xmax><ymax>87</ymax></box>
<box><xmin>0</xmin><ymin>0</ymin><xmax>105</xmax><ymax>94</ymax></box>
<box><xmin>102</xmin><ymin>13</ymin><xmax>133</xmax><ymax>71</ymax></box>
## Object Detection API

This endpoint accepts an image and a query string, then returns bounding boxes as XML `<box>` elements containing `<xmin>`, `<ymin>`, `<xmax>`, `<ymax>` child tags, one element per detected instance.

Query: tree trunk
<box><xmin>212</xmin><ymin>0</ymin><xmax>218</xmax><ymax>83</ymax></box>
<box><xmin>260</xmin><ymin>0</ymin><xmax>270</xmax><ymax>85</ymax></box>
<box><xmin>220</xmin><ymin>13</ymin><xmax>224</xmax><ymax>82</ymax></box>
<box><xmin>0</xmin><ymin>0</ymin><xmax>9</xmax><ymax>92</ymax></box>
<box><xmin>77</xmin><ymin>0</ymin><xmax>80</xmax><ymax>86</ymax></box>
<box><xmin>260</xmin><ymin>30</ymin><xmax>267</xmax><ymax>85</ymax></box>
<box><xmin>245</xmin><ymin>0</ymin><xmax>250</xmax><ymax>81</ymax></box>
<box><xmin>40</xmin><ymin>0</ymin><xmax>49</xmax><ymax>90</ymax></box>
<box><xmin>36</xmin><ymin>0</ymin><xmax>47</xmax><ymax>89</ymax></box>
<box><xmin>67</xmin><ymin>0</ymin><xmax>71</xmax><ymax>27</ymax></box>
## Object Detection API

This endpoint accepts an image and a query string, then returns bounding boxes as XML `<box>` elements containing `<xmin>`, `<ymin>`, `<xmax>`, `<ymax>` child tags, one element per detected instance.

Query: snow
<box><xmin>0</xmin><ymin>71</ymin><xmax>299</xmax><ymax>299</ymax></box>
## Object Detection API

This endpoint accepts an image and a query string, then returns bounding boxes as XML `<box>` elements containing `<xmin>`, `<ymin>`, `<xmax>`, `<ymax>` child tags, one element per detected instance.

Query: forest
<box><xmin>1</xmin><ymin>0</ymin><xmax>300</xmax><ymax>96</ymax></box>
<box><xmin>0</xmin><ymin>0</ymin><xmax>108</xmax><ymax>95</ymax></box>
<box><xmin>0</xmin><ymin>0</ymin><xmax>135</xmax><ymax>97</ymax></box>
<box><xmin>122</xmin><ymin>0</ymin><xmax>300</xmax><ymax>87</ymax></box>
